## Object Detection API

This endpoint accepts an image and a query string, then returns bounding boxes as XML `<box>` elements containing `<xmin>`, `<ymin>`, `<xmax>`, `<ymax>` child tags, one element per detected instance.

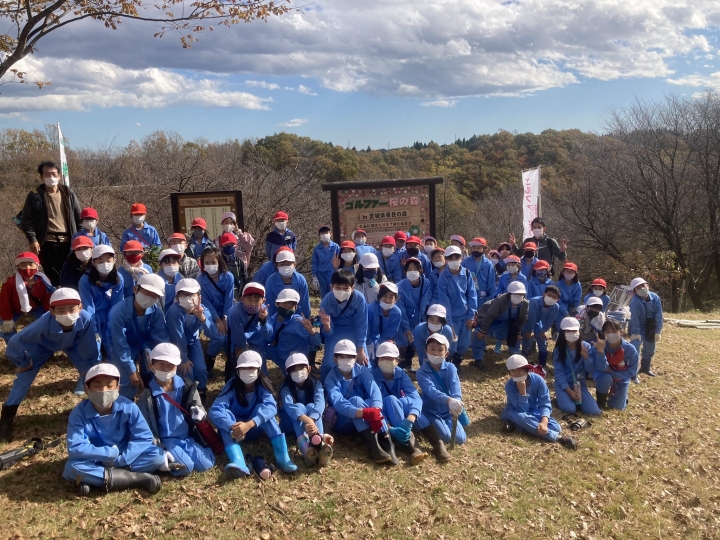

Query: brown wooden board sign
<box><xmin>170</xmin><ymin>191</ymin><xmax>244</xmax><ymax>242</ymax></box>
<box><xmin>322</xmin><ymin>177</ymin><xmax>443</xmax><ymax>246</ymax></box>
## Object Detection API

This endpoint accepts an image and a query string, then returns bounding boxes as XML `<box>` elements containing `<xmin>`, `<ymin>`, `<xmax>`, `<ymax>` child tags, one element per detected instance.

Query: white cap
<box><xmin>375</xmin><ymin>341</ymin><xmax>400</xmax><ymax>358</ymax></box>
<box><xmin>276</xmin><ymin>288</ymin><xmax>301</xmax><ymax>304</ymax></box>
<box><xmin>334</xmin><ymin>339</ymin><xmax>357</xmax><ymax>356</ymax></box>
<box><xmin>236</xmin><ymin>350</ymin><xmax>263</xmax><ymax>369</ymax></box>
<box><xmin>158</xmin><ymin>249</ymin><xmax>182</xmax><ymax>262</ymax></box>
<box><xmin>560</xmin><ymin>317</ymin><xmax>581</xmax><ymax>331</ymax></box>
<box><xmin>276</xmin><ymin>250</ymin><xmax>296</xmax><ymax>263</ymax></box>
<box><xmin>49</xmin><ymin>287</ymin><xmax>81</xmax><ymax>306</ymax></box>
<box><xmin>507</xmin><ymin>281</ymin><xmax>527</xmax><ymax>294</ymax></box>
<box><xmin>137</xmin><ymin>274</ymin><xmax>165</xmax><ymax>296</ymax></box>
<box><xmin>426</xmin><ymin>332</ymin><xmax>450</xmax><ymax>349</ymax></box>
<box><xmin>444</xmin><ymin>245</ymin><xmax>462</xmax><ymax>258</ymax></box>
<box><xmin>359</xmin><ymin>253</ymin><xmax>380</xmax><ymax>269</ymax></box>
<box><xmin>92</xmin><ymin>245</ymin><xmax>114</xmax><ymax>259</ymax></box>
<box><xmin>221</xmin><ymin>211</ymin><xmax>236</xmax><ymax>222</ymax></box>
<box><xmin>380</xmin><ymin>282</ymin><xmax>398</xmax><ymax>295</ymax></box>
<box><xmin>149</xmin><ymin>343</ymin><xmax>182</xmax><ymax>366</ymax></box>
<box><xmin>285</xmin><ymin>352</ymin><xmax>309</xmax><ymax>370</ymax></box>
<box><xmin>85</xmin><ymin>363</ymin><xmax>121</xmax><ymax>383</ymax></box>
<box><xmin>586</xmin><ymin>297</ymin><xmax>603</xmax><ymax>307</ymax></box>
<box><xmin>426</xmin><ymin>304</ymin><xmax>447</xmax><ymax>319</ymax></box>
<box><xmin>506</xmin><ymin>354</ymin><xmax>532</xmax><ymax>371</ymax></box>
<box><xmin>630</xmin><ymin>277</ymin><xmax>647</xmax><ymax>290</ymax></box>
<box><xmin>175</xmin><ymin>278</ymin><xmax>201</xmax><ymax>294</ymax></box>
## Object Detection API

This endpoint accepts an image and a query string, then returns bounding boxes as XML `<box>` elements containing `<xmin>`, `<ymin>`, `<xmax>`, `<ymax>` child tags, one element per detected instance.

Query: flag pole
<box><xmin>537</xmin><ymin>165</ymin><xmax>542</xmax><ymax>217</ymax></box>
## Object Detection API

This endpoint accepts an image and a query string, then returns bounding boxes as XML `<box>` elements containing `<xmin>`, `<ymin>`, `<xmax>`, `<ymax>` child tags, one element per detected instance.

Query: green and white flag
<box><xmin>57</xmin><ymin>122</ymin><xmax>69</xmax><ymax>186</ymax></box>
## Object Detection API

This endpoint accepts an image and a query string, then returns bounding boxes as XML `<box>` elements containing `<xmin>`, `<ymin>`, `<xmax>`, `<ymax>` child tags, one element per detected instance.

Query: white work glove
<box><xmin>159</xmin><ymin>451</ymin><xmax>175</xmax><ymax>472</ymax></box>
<box><xmin>655</xmin><ymin>333</ymin><xmax>662</xmax><ymax>342</ymax></box>
<box><xmin>2</xmin><ymin>320</ymin><xmax>15</xmax><ymax>333</ymax></box>
<box><xmin>448</xmin><ymin>398</ymin><xmax>463</xmax><ymax>416</ymax></box>
<box><xmin>103</xmin><ymin>445</ymin><xmax>119</xmax><ymax>467</ymax></box>
<box><xmin>190</xmin><ymin>406</ymin><xmax>206</xmax><ymax>422</ymax></box>
<box><xmin>312</xmin><ymin>276</ymin><xmax>320</xmax><ymax>289</ymax></box>
<box><xmin>629</xmin><ymin>334</ymin><xmax>642</xmax><ymax>342</ymax></box>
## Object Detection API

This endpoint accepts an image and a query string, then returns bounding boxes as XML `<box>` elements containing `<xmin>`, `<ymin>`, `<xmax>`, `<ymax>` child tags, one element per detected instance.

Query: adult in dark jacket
<box><xmin>21</xmin><ymin>161</ymin><xmax>82</xmax><ymax>285</ymax></box>
<box><xmin>509</xmin><ymin>217</ymin><xmax>567</xmax><ymax>275</ymax></box>
<box><xmin>59</xmin><ymin>236</ymin><xmax>93</xmax><ymax>290</ymax></box>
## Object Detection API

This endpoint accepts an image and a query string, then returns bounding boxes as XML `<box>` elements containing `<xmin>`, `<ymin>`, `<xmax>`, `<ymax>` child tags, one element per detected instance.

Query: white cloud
<box><xmin>136</xmin><ymin>122</ymin><xmax>141</xmax><ymax>126</ymax></box>
<box><xmin>245</xmin><ymin>80</ymin><xmax>280</xmax><ymax>90</ymax></box>
<box><xmin>667</xmin><ymin>72</ymin><xmax>720</xmax><ymax>87</ymax></box>
<box><xmin>297</xmin><ymin>84</ymin><xmax>317</xmax><ymax>96</ymax></box>
<box><xmin>279</xmin><ymin>118</ymin><xmax>308</xmax><ymax>127</ymax></box>
<box><xmin>421</xmin><ymin>99</ymin><xmax>457</xmax><ymax>108</ymax></box>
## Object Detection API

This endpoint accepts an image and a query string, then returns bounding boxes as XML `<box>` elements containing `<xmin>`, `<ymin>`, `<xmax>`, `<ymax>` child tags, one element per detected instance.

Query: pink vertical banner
<box><xmin>521</xmin><ymin>167</ymin><xmax>540</xmax><ymax>239</ymax></box>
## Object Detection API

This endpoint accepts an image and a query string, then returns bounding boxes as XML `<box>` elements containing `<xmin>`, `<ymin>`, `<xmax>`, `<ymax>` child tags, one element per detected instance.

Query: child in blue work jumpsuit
<box><xmin>501</xmin><ymin>354</ymin><xmax>577</xmax><ymax>449</ymax></box>
<box><xmin>137</xmin><ymin>343</ymin><xmax>215</xmax><ymax>477</ymax></box>
<box><xmin>497</xmin><ymin>255</ymin><xmax>528</xmax><ymax>295</ymax></box>
<box><xmin>79</xmin><ymin>244</ymin><xmax>124</xmax><ymax>349</ymax></box>
<box><xmin>166</xmin><ymin>278</ymin><xmax>220</xmax><ymax>403</ymax></box>
<box><xmin>352</xmin><ymin>229</ymin><xmax>374</xmax><ymax>259</ymax></box>
<box><xmin>311</xmin><ymin>225</ymin><xmax>341</xmax><ymax>299</ymax></box>
<box><xmin>396</xmin><ymin>257</ymin><xmax>433</xmax><ymax>370</ymax></box>
<box><xmin>117</xmin><ymin>240</ymin><xmax>152</xmax><ymax>300</ymax></box>
<box><xmin>584</xmin><ymin>278</ymin><xmax>610</xmax><ymax>311</ymax></box>
<box><xmin>63</xmin><ymin>363</ymin><xmax>166</xmax><ymax>496</ymax></box>
<box><xmin>72</xmin><ymin>207</ymin><xmax>111</xmax><ymax>248</ymax></box>
<box><xmin>591</xmin><ymin>320</ymin><xmax>639</xmax><ymax>410</ymax></box>
<box><xmin>628</xmin><ymin>277</ymin><xmax>663</xmax><ymax>379</ymax></box>
<box><xmin>323</xmin><ymin>339</ymin><xmax>397</xmax><ymax>465</ymax></box>
<box><xmin>120</xmin><ymin>202</ymin><xmax>162</xmax><ymax>251</ymax></box>
<box><xmin>0</xmin><ymin>288</ymin><xmax>102</xmax><ymax>443</ymax></box>
<box><xmin>462</xmin><ymin>237</ymin><xmax>496</xmax><ymax>307</ymax></box>
<box><xmin>556</xmin><ymin>262</ymin><xmax>582</xmax><ymax>326</ymax></box>
<box><xmin>355</xmin><ymin>252</ymin><xmax>388</xmax><ymax>305</ymax></box>
<box><xmin>375</xmin><ymin>236</ymin><xmax>402</xmax><ymax>283</ymax></box>
<box><xmin>527</xmin><ymin>260</ymin><xmax>554</xmax><ymax>298</ymax></box>
<box><xmin>108</xmin><ymin>274</ymin><xmax>170</xmax><ymax>399</ymax></box>
<box><xmin>521</xmin><ymin>285</ymin><xmax>561</xmax><ymax>367</ymax></box>
<box><xmin>157</xmin><ymin>249</ymin><xmax>183</xmax><ymax>310</ymax></box>
<box><xmin>413</xmin><ymin>304</ymin><xmax>454</xmax><ymax>367</ymax></box>
<box><xmin>416</xmin><ymin>333</ymin><xmax>469</xmax><ymax>445</ymax></box>
<box><xmin>209</xmin><ymin>350</ymin><xmax>297</xmax><ymax>478</ymax></box>
<box><xmin>519</xmin><ymin>242</ymin><xmax>539</xmax><ymax>279</ymax></box>
<box><xmin>437</xmin><ymin>245</ymin><xmax>478</xmax><ymax>369</ymax></box>
<box><xmin>427</xmin><ymin>248</ymin><xmax>446</xmax><ymax>305</ymax></box>
<box><xmin>279</xmin><ymin>353</ymin><xmax>333</xmax><ymax>467</ymax></box>
<box><xmin>265</xmin><ymin>247</ymin><xmax>311</xmax><ymax>318</ymax></box>
<box><xmin>553</xmin><ymin>317</ymin><xmax>601</xmax><ymax>415</ymax></box>
<box><xmin>366</xmin><ymin>283</ymin><xmax>402</xmax><ymax>362</ymax></box>
<box><xmin>226</xmin><ymin>282</ymin><xmax>273</xmax><ymax>380</ymax></box>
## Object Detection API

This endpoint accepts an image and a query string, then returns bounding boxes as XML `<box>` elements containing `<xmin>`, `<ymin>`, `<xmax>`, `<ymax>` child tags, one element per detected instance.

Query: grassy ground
<box><xmin>0</xmin><ymin>312</ymin><xmax>719</xmax><ymax>539</ymax></box>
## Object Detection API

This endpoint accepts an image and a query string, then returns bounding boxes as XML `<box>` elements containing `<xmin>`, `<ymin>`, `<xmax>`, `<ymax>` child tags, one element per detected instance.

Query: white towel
<box><xmin>15</xmin><ymin>272</ymin><xmax>51</xmax><ymax>313</ymax></box>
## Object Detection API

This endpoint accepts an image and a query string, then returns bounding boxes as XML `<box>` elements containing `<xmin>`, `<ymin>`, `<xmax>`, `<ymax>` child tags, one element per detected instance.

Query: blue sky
<box><xmin>2</xmin><ymin>1</ymin><xmax>720</xmax><ymax>149</ymax></box>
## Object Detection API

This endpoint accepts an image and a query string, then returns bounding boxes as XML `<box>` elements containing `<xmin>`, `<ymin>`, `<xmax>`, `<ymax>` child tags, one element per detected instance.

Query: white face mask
<box><xmin>44</xmin><ymin>176</ymin><xmax>59</xmax><ymax>188</ymax></box>
<box><xmin>337</xmin><ymin>358</ymin><xmax>356</xmax><ymax>373</ymax></box>
<box><xmin>222</xmin><ymin>224</ymin><xmax>234</xmax><ymax>233</ymax></box>
<box><xmin>204</xmin><ymin>264</ymin><xmax>219</xmax><ymax>276</ymax></box>
<box><xmin>563</xmin><ymin>272</ymin><xmax>576</xmax><ymax>281</ymax></box>
<box><xmin>532</xmin><ymin>228</ymin><xmax>543</xmax><ymax>239</ymax></box>
<box><xmin>239</xmin><ymin>369</ymin><xmax>259</xmax><ymax>384</ymax></box>
<box><xmin>275</xmin><ymin>221</ymin><xmax>287</xmax><ymax>231</ymax></box>
<box><xmin>170</xmin><ymin>243</ymin><xmax>186</xmax><ymax>255</ymax></box>
<box><xmin>593</xmin><ymin>289</ymin><xmax>604</xmax><ymax>297</ymax></box>
<box><xmin>379</xmin><ymin>301</ymin><xmax>395</xmax><ymax>311</ymax></box>
<box><xmin>179</xmin><ymin>296</ymin><xmax>196</xmax><ymax>311</ymax></box>
<box><xmin>154</xmin><ymin>369</ymin><xmax>176</xmax><ymax>382</ymax></box>
<box><xmin>82</xmin><ymin>219</ymin><xmax>97</xmax><ymax>231</ymax></box>
<box><xmin>433</xmin><ymin>260</ymin><xmax>445</xmax><ymax>268</ymax></box>
<box><xmin>544</xmin><ymin>296</ymin><xmax>557</xmax><ymax>307</ymax></box>
<box><xmin>96</xmin><ymin>261</ymin><xmax>114</xmax><ymax>275</ymax></box>
<box><xmin>447</xmin><ymin>260</ymin><xmax>461</xmax><ymax>270</ymax></box>
<box><xmin>490</xmin><ymin>259</ymin><xmax>499</xmax><ymax>267</ymax></box>
<box><xmin>424</xmin><ymin>245</ymin><xmax>435</xmax><ymax>253</ymax></box>
<box><xmin>428</xmin><ymin>322</ymin><xmax>442</xmax><ymax>332</ymax></box>
<box><xmin>378</xmin><ymin>360</ymin><xmax>396</xmax><ymax>374</ymax></box>
<box><xmin>56</xmin><ymin>312</ymin><xmax>80</xmax><ymax>327</ymax></box>
<box><xmin>164</xmin><ymin>264</ymin><xmax>179</xmax><ymax>277</ymax></box>
<box><xmin>605</xmin><ymin>332</ymin><xmax>621</xmax><ymax>345</ymax></box>
<box><xmin>333</xmin><ymin>289</ymin><xmax>352</xmax><ymax>302</ymax></box>
<box><xmin>291</xmin><ymin>368</ymin><xmax>308</xmax><ymax>383</ymax></box>
<box><xmin>512</xmin><ymin>374</ymin><xmax>528</xmax><ymax>382</ymax></box>
<box><xmin>341</xmin><ymin>253</ymin><xmax>355</xmax><ymax>262</ymax></box>
<box><xmin>132</xmin><ymin>215</ymin><xmax>145</xmax><ymax>226</ymax></box>
<box><xmin>510</xmin><ymin>294</ymin><xmax>524</xmax><ymax>305</ymax></box>
<box><xmin>565</xmin><ymin>331</ymin><xmax>580</xmax><ymax>343</ymax></box>
<box><xmin>506</xmin><ymin>264</ymin><xmax>519</xmax><ymax>273</ymax></box>
<box><xmin>382</xmin><ymin>247</ymin><xmax>394</xmax><ymax>257</ymax></box>
<box><xmin>427</xmin><ymin>354</ymin><xmax>445</xmax><ymax>365</ymax></box>
<box><xmin>636</xmin><ymin>286</ymin><xmax>649</xmax><ymax>298</ymax></box>
<box><xmin>135</xmin><ymin>292</ymin><xmax>156</xmax><ymax>309</ymax></box>
<box><xmin>355</xmin><ymin>237</ymin><xmax>366</xmax><ymax>245</ymax></box>
<box><xmin>278</xmin><ymin>266</ymin><xmax>295</xmax><ymax>277</ymax></box>
<box><xmin>87</xmin><ymin>389</ymin><xmax>119</xmax><ymax>409</ymax></box>
<box><xmin>320</xmin><ymin>233</ymin><xmax>331</xmax><ymax>243</ymax></box>
<box><xmin>406</xmin><ymin>271</ymin><xmax>421</xmax><ymax>281</ymax></box>
<box><xmin>76</xmin><ymin>249</ymin><xmax>92</xmax><ymax>262</ymax></box>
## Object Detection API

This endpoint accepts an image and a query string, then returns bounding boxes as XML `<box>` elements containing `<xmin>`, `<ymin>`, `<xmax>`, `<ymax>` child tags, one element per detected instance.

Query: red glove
<box><xmin>362</xmin><ymin>407</ymin><xmax>384</xmax><ymax>433</ymax></box>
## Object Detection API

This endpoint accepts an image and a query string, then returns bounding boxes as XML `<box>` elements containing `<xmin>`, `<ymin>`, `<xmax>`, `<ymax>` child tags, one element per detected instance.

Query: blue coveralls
<box><xmin>72</xmin><ymin>228</ymin><xmax>111</xmax><ymax>247</ymax></box>
<box><xmin>395</xmin><ymin>276</ymin><xmax>433</xmax><ymax>348</ymax></box>
<box><xmin>312</xmin><ymin>241</ymin><xmax>340</xmax><ymax>299</ymax></box>
<box><xmin>521</xmin><ymin>296</ymin><xmax>559</xmax><ymax>362</ymax></box>
<box><xmin>324</xmin><ymin>364</ymin><xmax>385</xmax><ymax>434</ymax></box>
<box><xmin>265</xmin><ymin>271</ymin><xmax>311</xmax><ymax>319</ymax></box>
<box><xmin>412</xmin><ymin>323</ymin><xmax>454</xmax><ymax>366</ymax></box>
<box><xmin>63</xmin><ymin>397</ymin><xmax>165</xmax><ymax>486</ymax></box>
<box><xmin>187</xmin><ymin>235</ymin><xmax>213</xmax><ymax>259</ymax></box>
<box><xmin>553</xmin><ymin>343</ymin><xmax>601</xmax><ymax>415</ymax></box>
<box><xmin>120</xmin><ymin>223</ymin><xmax>162</xmax><ymax>252</ymax></box>
<box><xmin>166</xmin><ymin>301</ymin><xmax>220</xmax><ymax>391</ymax></box>
<box><xmin>591</xmin><ymin>340</ymin><xmax>638</xmax><ymax>410</ymax></box>
<box><xmin>375</xmin><ymin>250</ymin><xmax>402</xmax><ymax>283</ymax></box>
<box><xmin>251</xmin><ymin>260</ymin><xmax>276</xmax><ymax>286</ymax></box>
<box><xmin>142</xmin><ymin>377</ymin><xmax>215</xmax><ymax>475</ymax></box>
<box><xmin>209</xmin><ymin>379</ymin><xmax>285</xmax><ymax>446</ymax></box>
<box><xmin>157</xmin><ymin>270</ymin><xmax>183</xmax><ymax>310</ymax></box>
<box><xmin>4</xmin><ymin>310</ymin><xmax>101</xmax><ymax>406</ymax></box>
<box><xmin>501</xmin><ymin>372</ymin><xmax>562</xmax><ymax>442</ymax></box>
<box><xmin>279</xmin><ymin>378</ymin><xmax>326</xmax><ymax>438</ymax></box>
<box><xmin>462</xmin><ymin>255</ymin><xmax>497</xmax><ymax>307</ymax></box>
<box><xmin>319</xmin><ymin>291</ymin><xmax>368</xmax><ymax>382</ymax></box>
<box><xmin>628</xmin><ymin>291</ymin><xmax>663</xmax><ymax>369</ymax></box>
<box><xmin>437</xmin><ymin>267</ymin><xmax>478</xmax><ymax>359</ymax></box>
<box><xmin>519</xmin><ymin>257</ymin><xmax>539</xmax><ymax>279</ymax></box>
<box><xmin>528</xmin><ymin>276</ymin><xmax>554</xmax><ymax>298</ymax></box>
<box><xmin>108</xmin><ymin>297</ymin><xmax>170</xmax><ymax>399</ymax></box>
<box><xmin>226</xmin><ymin>302</ymin><xmax>273</xmax><ymax>371</ymax></box>
<box><xmin>556</xmin><ymin>279</ymin><xmax>582</xmax><ymax>326</ymax></box>
<box><xmin>78</xmin><ymin>273</ymin><xmax>124</xmax><ymax>348</ymax></box>
<box><xmin>416</xmin><ymin>361</ymin><xmax>466</xmax><ymax>444</ymax></box>
<box><xmin>354</xmin><ymin>243</ymin><xmax>375</xmax><ymax>259</ymax></box>
<box><xmin>265</xmin><ymin>227</ymin><xmax>297</xmax><ymax>261</ymax></box>
<box><xmin>497</xmin><ymin>271</ymin><xmax>528</xmax><ymax>295</ymax></box>
<box><xmin>472</xmin><ymin>300</ymin><xmax>523</xmax><ymax>361</ymax></box>
<box><xmin>118</xmin><ymin>264</ymin><xmax>153</xmax><ymax>300</ymax></box>
<box><xmin>398</xmin><ymin>251</ymin><xmax>433</xmax><ymax>275</ymax></box>
<box><xmin>366</xmin><ymin>301</ymin><xmax>402</xmax><ymax>360</ymax></box>
<box><xmin>265</xmin><ymin>313</ymin><xmax>321</xmax><ymax>374</ymax></box>
<box><xmin>584</xmin><ymin>293</ymin><xmax>610</xmax><ymax>311</ymax></box>
<box><xmin>427</xmin><ymin>267</ymin><xmax>443</xmax><ymax>305</ymax></box>
<box><xmin>371</xmin><ymin>366</ymin><xmax>430</xmax><ymax>430</ymax></box>
<box><xmin>198</xmin><ymin>271</ymin><xmax>234</xmax><ymax>357</ymax></box>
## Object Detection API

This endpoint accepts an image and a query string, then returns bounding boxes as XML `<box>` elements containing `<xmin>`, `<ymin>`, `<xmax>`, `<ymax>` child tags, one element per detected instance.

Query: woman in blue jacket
<box><xmin>79</xmin><ymin>244</ymin><xmax>124</xmax><ymax>350</ymax></box>
<box><xmin>553</xmin><ymin>317</ymin><xmax>601</xmax><ymax>415</ymax></box>
<box><xmin>628</xmin><ymin>277</ymin><xmax>663</xmax><ymax>378</ymax></box>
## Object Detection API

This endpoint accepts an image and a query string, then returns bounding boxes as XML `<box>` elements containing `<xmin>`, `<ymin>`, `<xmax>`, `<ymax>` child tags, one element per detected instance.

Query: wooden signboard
<box><xmin>322</xmin><ymin>177</ymin><xmax>443</xmax><ymax>246</ymax></box>
<box><xmin>170</xmin><ymin>191</ymin><xmax>244</xmax><ymax>241</ymax></box>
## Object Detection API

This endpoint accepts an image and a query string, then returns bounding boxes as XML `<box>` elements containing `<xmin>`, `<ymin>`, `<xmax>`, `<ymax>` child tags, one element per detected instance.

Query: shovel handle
<box><xmin>449</xmin><ymin>416</ymin><xmax>458</xmax><ymax>450</ymax></box>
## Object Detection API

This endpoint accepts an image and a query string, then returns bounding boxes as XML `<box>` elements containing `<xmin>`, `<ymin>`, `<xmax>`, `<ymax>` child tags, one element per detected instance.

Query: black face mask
<box><xmin>588</xmin><ymin>310</ymin><xmax>600</xmax><ymax>319</ymax></box>
<box><xmin>406</xmin><ymin>247</ymin><xmax>419</xmax><ymax>257</ymax></box>
<box><xmin>472</xmin><ymin>251</ymin><xmax>483</xmax><ymax>259</ymax></box>
<box><xmin>524</xmin><ymin>251</ymin><xmax>535</xmax><ymax>259</ymax></box>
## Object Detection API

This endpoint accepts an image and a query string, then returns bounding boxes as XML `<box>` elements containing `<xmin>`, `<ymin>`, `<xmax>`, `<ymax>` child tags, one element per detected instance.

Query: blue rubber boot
<box><xmin>493</xmin><ymin>341</ymin><xmax>502</xmax><ymax>354</ymax></box>
<box><xmin>74</xmin><ymin>374</ymin><xmax>86</xmax><ymax>396</ymax></box>
<box><xmin>538</xmin><ymin>351</ymin><xmax>548</xmax><ymax>367</ymax></box>
<box><xmin>224</xmin><ymin>444</ymin><xmax>250</xmax><ymax>478</ymax></box>
<box><xmin>271</xmin><ymin>435</ymin><xmax>298</xmax><ymax>473</ymax></box>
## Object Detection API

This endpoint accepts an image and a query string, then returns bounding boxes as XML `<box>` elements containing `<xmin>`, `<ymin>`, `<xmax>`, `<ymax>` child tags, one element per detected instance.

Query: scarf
<box><xmin>122</xmin><ymin>259</ymin><xmax>149</xmax><ymax>279</ymax></box>
<box><xmin>15</xmin><ymin>272</ymin><xmax>51</xmax><ymax>313</ymax></box>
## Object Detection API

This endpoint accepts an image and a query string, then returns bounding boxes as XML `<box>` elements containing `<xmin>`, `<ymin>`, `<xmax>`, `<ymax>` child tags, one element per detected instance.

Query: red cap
<box><xmin>394</xmin><ymin>231</ymin><xmax>407</xmax><ymax>241</ymax></box>
<box><xmin>130</xmin><ymin>203</ymin><xmax>147</xmax><ymax>215</ymax></box>
<box><xmin>533</xmin><ymin>260</ymin><xmax>551</xmax><ymax>271</ymax></box>
<box><xmin>497</xmin><ymin>242</ymin><xmax>512</xmax><ymax>251</ymax></box>
<box><xmin>563</xmin><ymin>262</ymin><xmax>578</xmax><ymax>272</ymax></box>
<box><xmin>15</xmin><ymin>252</ymin><xmax>40</xmax><ymax>266</ymax></box>
<box><xmin>219</xmin><ymin>233</ymin><xmax>237</xmax><ymax>246</ymax></box>
<box><xmin>340</xmin><ymin>240</ymin><xmax>356</xmax><ymax>249</ymax></box>
<box><xmin>431</xmin><ymin>247</ymin><xmax>445</xmax><ymax>256</ymax></box>
<box><xmin>470</xmin><ymin>237</ymin><xmax>487</xmax><ymax>247</ymax></box>
<box><xmin>80</xmin><ymin>207</ymin><xmax>98</xmax><ymax>220</ymax></box>
<box><xmin>591</xmin><ymin>278</ymin><xmax>607</xmax><ymax>288</ymax></box>
<box><xmin>523</xmin><ymin>242</ymin><xmax>537</xmax><ymax>250</ymax></box>
<box><xmin>405</xmin><ymin>257</ymin><xmax>422</xmax><ymax>267</ymax></box>
<box><xmin>353</xmin><ymin>229</ymin><xmax>367</xmax><ymax>236</ymax></box>
<box><xmin>488</xmin><ymin>250</ymin><xmax>500</xmax><ymax>258</ymax></box>
<box><xmin>191</xmin><ymin>217</ymin><xmax>207</xmax><ymax>230</ymax></box>
<box><xmin>243</xmin><ymin>284</ymin><xmax>266</xmax><ymax>297</ymax></box>
<box><xmin>71</xmin><ymin>236</ymin><xmax>94</xmax><ymax>251</ymax></box>
<box><xmin>505</xmin><ymin>255</ymin><xmax>521</xmax><ymax>263</ymax></box>
<box><xmin>123</xmin><ymin>240</ymin><xmax>144</xmax><ymax>253</ymax></box>
<box><xmin>381</xmin><ymin>236</ymin><xmax>396</xmax><ymax>247</ymax></box>
<box><xmin>274</xmin><ymin>211</ymin><xmax>289</xmax><ymax>221</ymax></box>
<box><xmin>167</xmin><ymin>233</ymin><xmax>186</xmax><ymax>242</ymax></box>
<box><xmin>406</xmin><ymin>236</ymin><xmax>421</xmax><ymax>245</ymax></box>
<box><xmin>450</xmin><ymin>235</ymin><xmax>466</xmax><ymax>246</ymax></box>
